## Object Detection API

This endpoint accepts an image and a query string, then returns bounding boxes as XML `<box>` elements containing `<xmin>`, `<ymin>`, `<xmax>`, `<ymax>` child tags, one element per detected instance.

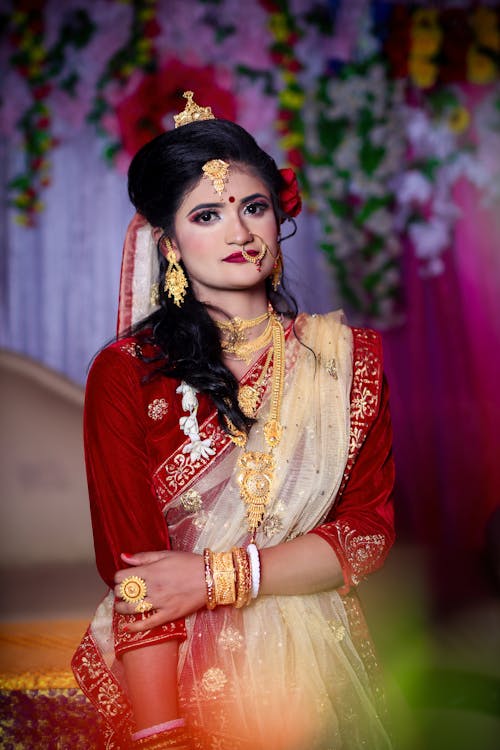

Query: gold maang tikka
<box><xmin>202</xmin><ymin>159</ymin><xmax>230</xmax><ymax>196</ymax></box>
<box><xmin>173</xmin><ymin>91</ymin><xmax>230</xmax><ymax>197</ymax></box>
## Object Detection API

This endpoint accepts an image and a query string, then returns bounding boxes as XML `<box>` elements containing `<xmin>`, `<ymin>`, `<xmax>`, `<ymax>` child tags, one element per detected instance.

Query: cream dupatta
<box><xmin>164</xmin><ymin>312</ymin><xmax>392</xmax><ymax>750</ymax></box>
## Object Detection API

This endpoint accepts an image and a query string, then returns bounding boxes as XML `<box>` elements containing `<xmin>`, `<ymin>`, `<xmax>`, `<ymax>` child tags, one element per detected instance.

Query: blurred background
<box><xmin>1</xmin><ymin>0</ymin><xmax>499</xmax><ymax>747</ymax></box>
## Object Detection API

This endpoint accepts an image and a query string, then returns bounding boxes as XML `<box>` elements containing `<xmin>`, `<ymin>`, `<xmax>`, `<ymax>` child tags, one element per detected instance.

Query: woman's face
<box><xmin>169</xmin><ymin>164</ymin><xmax>279</xmax><ymax>302</ymax></box>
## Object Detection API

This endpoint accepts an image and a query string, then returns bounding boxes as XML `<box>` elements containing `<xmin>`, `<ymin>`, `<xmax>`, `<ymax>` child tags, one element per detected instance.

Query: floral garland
<box><xmin>395</xmin><ymin>84</ymin><xmax>500</xmax><ymax>277</ymax></box>
<box><xmin>259</xmin><ymin>0</ymin><xmax>305</xmax><ymax>175</ymax></box>
<box><xmin>6</xmin><ymin>4</ymin><xmax>94</xmax><ymax>225</ymax></box>
<box><xmin>385</xmin><ymin>4</ymin><xmax>500</xmax><ymax>88</ymax></box>
<box><xmin>304</xmin><ymin>50</ymin><xmax>406</xmax><ymax>326</ymax></box>
<box><xmin>87</xmin><ymin>0</ymin><xmax>160</xmax><ymax>164</ymax></box>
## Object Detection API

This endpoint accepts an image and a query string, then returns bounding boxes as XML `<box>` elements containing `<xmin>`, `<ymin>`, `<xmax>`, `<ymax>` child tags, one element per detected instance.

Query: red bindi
<box><xmin>228</xmin><ymin>195</ymin><xmax>235</xmax><ymax>203</ymax></box>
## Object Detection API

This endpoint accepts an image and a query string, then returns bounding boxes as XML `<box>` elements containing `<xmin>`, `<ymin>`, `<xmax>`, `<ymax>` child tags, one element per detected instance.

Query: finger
<box><xmin>125</xmin><ymin>610</ymin><xmax>170</xmax><ymax>632</ymax></box>
<box><xmin>121</xmin><ymin>550</ymin><xmax>169</xmax><ymax>565</ymax></box>
<box><xmin>114</xmin><ymin>599</ymin><xmax>134</xmax><ymax>614</ymax></box>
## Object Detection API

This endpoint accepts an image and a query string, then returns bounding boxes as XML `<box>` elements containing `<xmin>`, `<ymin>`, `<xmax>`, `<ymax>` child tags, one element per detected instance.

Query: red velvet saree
<box><xmin>73</xmin><ymin>312</ymin><xmax>395</xmax><ymax>749</ymax></box>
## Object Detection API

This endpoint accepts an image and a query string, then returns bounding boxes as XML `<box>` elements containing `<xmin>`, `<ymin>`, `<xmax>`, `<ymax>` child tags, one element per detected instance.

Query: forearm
<box><xmin>122</xmin><ymin>640</ymin><xmax>179</xmax><ymax>730</ymax></box>
<box><xmin>259</xmin><ymin>533</ymin><xmax>345</xmax><ymax>596</ymax></box>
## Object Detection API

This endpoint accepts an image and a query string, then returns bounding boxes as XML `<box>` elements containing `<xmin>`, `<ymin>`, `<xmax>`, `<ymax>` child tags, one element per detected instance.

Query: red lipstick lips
<box><xmin>223</xmin><ymin>249</ymin><xmax>258</xmax><ymax>263</ymax></box>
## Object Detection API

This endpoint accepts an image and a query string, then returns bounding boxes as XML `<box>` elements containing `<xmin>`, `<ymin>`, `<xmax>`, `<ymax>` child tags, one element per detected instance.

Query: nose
<box><xmin>225</xmin><ymin>211</ymin><xmax>253</xmax><ymax>246</ymax></box>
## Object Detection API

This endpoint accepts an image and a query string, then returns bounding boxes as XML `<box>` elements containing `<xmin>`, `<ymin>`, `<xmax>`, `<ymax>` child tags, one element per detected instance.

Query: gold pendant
<box><xmin>238</xmin><ymin>385</ymin><xmax>259</xmax><ymax>417</ymax></box>
<box><xmin>263</xmin><ymin>418</ymin><xmax>283</xmax><ymax>448</ymax></box>
<box><xmin>237</xmin><ymin>451</ymin><xmax>275</xmax><ymax>533</ymax></box>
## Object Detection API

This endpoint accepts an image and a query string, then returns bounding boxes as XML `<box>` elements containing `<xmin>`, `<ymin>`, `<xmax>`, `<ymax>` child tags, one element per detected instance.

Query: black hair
<box><xmin>126</xmin><ymin>118</ymin><xmax>298</xmax><ymax>435</ymax></box>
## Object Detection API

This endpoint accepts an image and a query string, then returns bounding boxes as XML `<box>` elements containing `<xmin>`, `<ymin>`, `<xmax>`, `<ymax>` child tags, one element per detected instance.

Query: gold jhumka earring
<box><xmin>163</xmin><ymin>238</ymin><xmax>188</xmax><ymax>307</ymax></box>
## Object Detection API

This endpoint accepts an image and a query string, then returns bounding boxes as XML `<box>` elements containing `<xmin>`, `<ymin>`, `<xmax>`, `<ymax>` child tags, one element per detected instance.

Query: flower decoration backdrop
<box><xmin>1</xmin><ymin>0</ymin><xmax>500</xmax><ymax>555</ymax></box>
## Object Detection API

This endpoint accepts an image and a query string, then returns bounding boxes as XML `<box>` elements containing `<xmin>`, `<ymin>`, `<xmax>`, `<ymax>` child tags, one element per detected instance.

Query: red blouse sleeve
<box><xmin>84</xmin><ymin>345</ymin><xmax>186</xmax><ymax>654</ymax></box>
<box><xmin>309</xmin><ymin>367</ymin><xmax>395</xmax><ymax>594</ymax></box>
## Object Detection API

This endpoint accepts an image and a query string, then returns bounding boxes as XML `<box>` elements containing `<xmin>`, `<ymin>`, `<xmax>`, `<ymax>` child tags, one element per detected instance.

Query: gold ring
<box><xmin>135</xmin><ymin>600</ymin><xmax>154</xmax><ymax>614</ymax></box>
<box><xmin>120</xmin><ymin>576</ymin><xmax>147</xmax><ymax>603</ymax></box>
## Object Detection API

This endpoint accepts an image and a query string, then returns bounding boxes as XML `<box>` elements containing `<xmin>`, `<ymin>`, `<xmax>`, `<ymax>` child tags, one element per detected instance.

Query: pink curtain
<box><xmin>383</xmin><ymin>179</ymin><xmax>500</xmax><ymax>559</ymax></box>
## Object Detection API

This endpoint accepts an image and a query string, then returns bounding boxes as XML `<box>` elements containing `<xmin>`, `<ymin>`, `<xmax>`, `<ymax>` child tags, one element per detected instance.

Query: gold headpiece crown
<box><xmin>173</xmin><ymin>91</ymin><xmax>215</xmax><ymax>128</ymax></box>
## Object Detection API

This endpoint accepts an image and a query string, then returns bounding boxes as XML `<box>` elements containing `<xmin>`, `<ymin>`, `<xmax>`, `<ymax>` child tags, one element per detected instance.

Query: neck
<box><xmin>202</xmin><ymin>289</ymin><xmax>271</xmax><ymax>323</ymax></box>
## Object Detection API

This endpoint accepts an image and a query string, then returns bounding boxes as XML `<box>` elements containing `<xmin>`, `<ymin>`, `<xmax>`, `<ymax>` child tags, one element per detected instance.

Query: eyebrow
<box><xmin>186</xmin><ymin>193</ymin><xmax>270</xmax><ymax>217</ymax></box>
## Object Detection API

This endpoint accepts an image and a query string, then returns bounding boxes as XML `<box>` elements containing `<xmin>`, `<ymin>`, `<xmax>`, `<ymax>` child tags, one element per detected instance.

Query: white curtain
<box><xmin>0</xmin><ymin>123</ymin><xmax>338</xmax><ymax>385</ymax></box>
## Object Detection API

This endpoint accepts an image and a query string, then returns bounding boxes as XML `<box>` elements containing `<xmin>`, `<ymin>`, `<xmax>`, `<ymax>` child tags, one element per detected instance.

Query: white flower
<box><xmin>408</xmin><ymin>218</ymin><xmax>450</xmax><ymax>260</ymax></box>
<box><xmin>397</xmin><ymin>171</ymin><xmax>433</xmax><ymax>206</ymax></box>
<box><xmin>183</xmin><ymin>439</ymin><xmax>216</xmax><ymax>463</ymax></box>
<box><xmin>179</xmin><ymin>414</ymin><xmax>199</xmax><ymax>438</ymax></box>
<box><xmin>177</xmin><ymin>380</ymin><xmax>214</xmax><ymax>462</ymax></box>
<box><xmin>363</xmin><ymin>208</ymin><xmax>394</xmax><ymax>236</ymax></box>
<box><xmin>176</xmin><ymin>382</ymin><xmax>198</xmax><ymax>413</ymax></box>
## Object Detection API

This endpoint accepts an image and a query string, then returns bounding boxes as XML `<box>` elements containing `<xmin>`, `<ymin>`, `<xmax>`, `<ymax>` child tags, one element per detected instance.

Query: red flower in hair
<box><xmin>278</xmin><ymin>168</ymin><xmax>302</xmax><ymax>218</ymax></box>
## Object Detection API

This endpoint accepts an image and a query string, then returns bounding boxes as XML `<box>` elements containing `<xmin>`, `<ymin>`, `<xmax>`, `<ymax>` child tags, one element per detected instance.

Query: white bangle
<box><xmin>131</xmin><ymin>717</ymin><xmax>185</xmax><ymax>741</ymax></box>
<box><xmin>246</xmin><ymin>543</ymin><xmax>261</xmax><ymax>599</ymax></box>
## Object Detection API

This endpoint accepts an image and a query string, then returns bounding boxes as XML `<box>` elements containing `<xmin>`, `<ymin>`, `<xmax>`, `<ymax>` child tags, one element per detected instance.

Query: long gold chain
<box><xmin>238</xmin><ymin>345</ymin><xmax>274</xmax><ymax>418</ymax></box>
<box><xmin>227</xmin><ymin>314</ymin><xmax>286</xmax><ymax>539</ymax></box>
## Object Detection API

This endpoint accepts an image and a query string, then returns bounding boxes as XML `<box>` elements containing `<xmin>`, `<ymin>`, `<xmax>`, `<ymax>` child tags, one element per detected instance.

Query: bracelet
<box><xmin>132</xmin><ymin>724</ymin><xmax>191</xmax><ymax>748</ymax></box>
<box><xmin>131</xmin><ymin>719</ymin><xmax>186</xmax><ymax>741</ymax></box>
<box><xmin>231</xmin><ymin>546</ymin><xmax>252</xmax><ymax>608</ymax></box>
<box><xmin>246</xmin><ymin>543</ymin><xmax>261</xmax><ymax>599</ymax></box>
<box><xmin>211</xmin><ymin>550</ymin><xmax>236</xmax><ymax>605</ymax></box>
<box><xmin>203</xmin><ymin>548</ymin><xmax>216</xmax><ymax>610</ymax></box>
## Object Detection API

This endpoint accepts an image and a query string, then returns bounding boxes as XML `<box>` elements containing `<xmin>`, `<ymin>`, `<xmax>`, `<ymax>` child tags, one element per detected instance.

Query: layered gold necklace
<box><xmin>224</xmin><ymin>313</ymin><xmax>286</xmax><ymax>540</ymax></box>
<box><xmin>217</xmin><ymin>310</ymin><xmax>272</xmax><ymax>364</ymax></box>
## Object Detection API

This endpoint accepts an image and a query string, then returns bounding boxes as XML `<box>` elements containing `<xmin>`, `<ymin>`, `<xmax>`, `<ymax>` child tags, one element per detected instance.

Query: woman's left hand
<box><xmin>114</xmin><ymin>550</ymin><xmax>206</xmax><ymax>631</ymax></box>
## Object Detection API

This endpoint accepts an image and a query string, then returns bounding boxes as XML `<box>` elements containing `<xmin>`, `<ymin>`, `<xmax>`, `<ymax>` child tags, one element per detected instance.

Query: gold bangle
<box><xmin>203</xmin><ymin>548</ymin><xmax>216</xmax><ymax>610</ymax></box>
<box><xmin>211</xmin><ymin>550</ymin><xmax>236</xmax><ymax>606</ymax></box>
<box><xmin>231</xmin><ymin>547</ymin><xmax>252</xmax><ymax>608</ymax></box>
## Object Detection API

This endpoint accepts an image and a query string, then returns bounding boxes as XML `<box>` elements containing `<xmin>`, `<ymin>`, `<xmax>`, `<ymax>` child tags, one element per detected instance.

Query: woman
<box><xmin>73</xmin><ymin>91</ymin><xmax>395</xmax><ymax>750</ymax></box>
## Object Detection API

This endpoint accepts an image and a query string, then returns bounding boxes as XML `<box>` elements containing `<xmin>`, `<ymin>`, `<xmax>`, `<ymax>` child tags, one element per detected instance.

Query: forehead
<box><xmin>180</xmin><ymin>164</ymin><xmax>270</xmax><ymax>208</ymax></box>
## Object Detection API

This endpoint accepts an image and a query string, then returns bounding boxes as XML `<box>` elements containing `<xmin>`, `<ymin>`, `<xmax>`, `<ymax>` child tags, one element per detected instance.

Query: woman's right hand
<box><xmin>114</xmin><ymin>550</ymin><xmax>206</xmax><ymax>631</ymax></box>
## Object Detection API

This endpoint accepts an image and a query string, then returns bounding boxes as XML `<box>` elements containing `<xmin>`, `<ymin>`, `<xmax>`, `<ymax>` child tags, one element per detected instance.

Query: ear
<box><xmin>153</xmin><ymin>229</ymin><xmax>180</xmax><ymax>260</ymax></box>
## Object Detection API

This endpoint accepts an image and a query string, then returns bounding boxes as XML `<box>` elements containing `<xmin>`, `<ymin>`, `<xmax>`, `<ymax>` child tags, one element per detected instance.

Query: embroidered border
<box><xmin>338</xmin><ymin>328</ymin><xmax>382</xmax><ymax>498</ymax></box>
<box><xmin>71</xmin><ymin>628</ymin><xmax>133</xmax><ymax>748</ymax></box>
<box><xmin>152</xmin><ymin>323</ymin><xmax>297</xmax><ymax>509</ymax></box>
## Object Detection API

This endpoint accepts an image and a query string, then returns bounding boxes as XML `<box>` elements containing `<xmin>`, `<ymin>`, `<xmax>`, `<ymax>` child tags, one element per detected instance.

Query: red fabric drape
<box><xmin>382</xmin><ymin>179</ymin><xmax>500</xmax><ymax>555</ymax></box>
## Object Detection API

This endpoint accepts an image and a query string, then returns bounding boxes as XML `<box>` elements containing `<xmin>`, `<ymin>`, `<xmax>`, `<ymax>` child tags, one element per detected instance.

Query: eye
<box><xmin>192</xmin><ymin>210</ymin><xmax>219</xmax><ymax>223</ymax></box>
<box><xmin>244</xmin><ymin>201</ymin><xmax>269</xmax><ymax>216</ymax></box>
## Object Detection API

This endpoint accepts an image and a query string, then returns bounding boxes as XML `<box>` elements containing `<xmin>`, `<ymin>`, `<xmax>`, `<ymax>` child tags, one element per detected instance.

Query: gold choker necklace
<box><xmin>226</xmin><ymin>314</ymin><xmax>286</xmax><ymax>539</ymax></box>
<box><xmin>218</xmin><ymin>312</ymin><xmax>273</xmax><ymax>364</ymax></box>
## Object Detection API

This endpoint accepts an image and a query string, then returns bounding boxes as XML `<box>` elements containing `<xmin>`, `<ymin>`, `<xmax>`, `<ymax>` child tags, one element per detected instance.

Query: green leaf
<box><xmin>359</xmin><ymin>140</ymin><xmax>385</xmax><ymax>176</ymax></box>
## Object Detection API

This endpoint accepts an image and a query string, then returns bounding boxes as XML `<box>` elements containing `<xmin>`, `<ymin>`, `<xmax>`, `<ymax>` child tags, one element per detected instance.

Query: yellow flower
<box><xmin>467</xmin><ymin>46</ymin><xmax>497</xmax><ymax>84</ymax></box>
<box><xmin>470</xmin><ymin>8</ymin><xmax>498</xmax><ymax>36</ymax></box>
<box><xmin>447</xmin><ymin>106</ymin><xmax>470</xmax><ymax>134</ymax></box>
<box><xmin>475</xmin><ymin>28</ymin><xmax>500</xmax><ymax>53</ymax></box>
<box><xmin>280</xmin><ymin>132</ymin><xmax>304</xmax><ymax>149</ymax></box>
<box><xmin>279</xmin><ymin>89</ymin><xmax>304</xmax><ymax>110</ymax></box>
<box><xmin>412</xmin><ymin>9</ymin><xmax>439</xmax><ymax>29</ymax></box>
<box><xmin>121</xmin><ymin>63</ymin><xmax>135</xmax><ymax>77</ymax></box>
<box><xmin>138</xmin><ymin>7</ymin><xmax>155</xmax><ymax>21</ymax></box>
<box><xmin>30</xmin><ymin>45</ymin><xmax>46</xmax><ymax>63</ymax></box>
<box><xmin>12</xmin><ymin>12</ymin><xmax>28</xmax><ymax>25</ymax></box>
<box><xmin>411</xmin><ymin>28</ymin><xmax>442</xmax><ymax>57</ymax></box>
<box><xmin>20</xmin><ymin>31</ymin><xmax>35</xmax><ymax>51</ymax></box>
<box><xmin>409</xmin><ymin>55</ymin><xmax>438</xmax><ymax>88</ymax></box>
<box><xmin>269</xmin><ymin>13</ymin><xmax>289</xmax><ymax>43</ymax></box>
<box><xmin>282</xmin><ymin>70</ymin><xmax>297</xmax><ymax>85</ymax></box>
